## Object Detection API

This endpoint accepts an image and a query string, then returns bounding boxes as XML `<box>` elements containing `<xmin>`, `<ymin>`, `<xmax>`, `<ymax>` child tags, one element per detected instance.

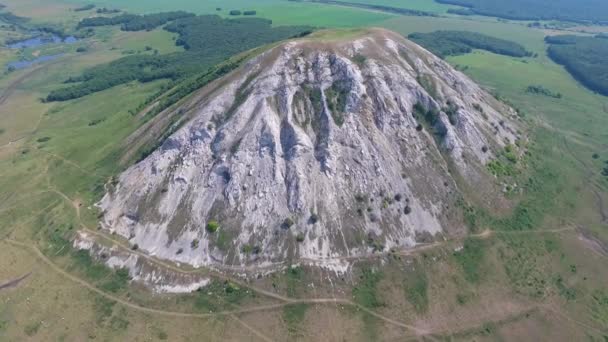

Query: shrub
<box><xmin>309</xmin><ymin>213</ymin><xmax>319</xmax><ymax>224</ymax></box>
<box><xmin>404</xmin><ymin>206</ymin><xmax>412</xmax><ymax>215</ymax></box>
<box><xmin>355</xmin><ymin>194</ymin><xmax>368</xmax><ymax>203</ymax></box>
<box><xmin>225</xmin><ymin>281</ymin><xmax>239</xmax><ymax>293</ymax></box>
<box><xmin>282</xmin><ymin>217</ymin><xmax>294</xmax><ymax>229</ymax></box>
<box><xmin>525</xmin><ymin>85</ymin><xmax>562</xmax><ymax>98</ymax></box>
<box><xmin>191</xmin><ymin>239</ymin><xmax>199</xmax><ymax>248</ymax></box>
<box><xmin>454</xmin><ymin>238</ymin><xmax>485</xmax><ymax>283</ymax></box>
<box><xmin>206</xmin><ymin>220</ymin><xmax>220</xmax><ymax>233</ymax></box>
<box><xmin>353</xmin><ymin>268</ymin><xmax>383</xmax><ymax>308</ymax></box>
<box><xmin>296</xmin><ymin>233</ymin><xmax>305</xmax><ymax>243</ymax></box>
<box><xmin>352</xmin><ymin>53</ymin><xmax>366</xmax><ymax>66</ymax></box>
<box><xmin>472</xmin><ymin>103</ymin><xmax>484</xmax><ymax>112</ymax></box>
<box><xmin>404</xmin><ymin>262</ymin><xmax>429</xmax><ymax>313</ymax></box>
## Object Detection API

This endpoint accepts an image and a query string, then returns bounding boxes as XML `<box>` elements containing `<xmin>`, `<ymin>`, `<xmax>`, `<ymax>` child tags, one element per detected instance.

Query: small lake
<box><xmin>7</xmin><ymin>35</ymin><xmax>78</xmax><ymax>49</ymax></box>
<box><xmin>7</xmin><ymin>54</ymin><xmax>64</xmax><ymax>70</ymax></box>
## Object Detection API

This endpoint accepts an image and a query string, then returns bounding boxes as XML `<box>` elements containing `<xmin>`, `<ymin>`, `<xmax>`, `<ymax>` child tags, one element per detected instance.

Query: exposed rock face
<box><xmin>99</xmin><ymin>29</ymin><xmax>519</xmax><ymax>272</ymax></box>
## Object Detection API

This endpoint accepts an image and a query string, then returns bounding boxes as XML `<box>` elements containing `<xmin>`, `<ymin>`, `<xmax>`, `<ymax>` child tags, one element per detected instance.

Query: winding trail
<box><xmin>2</xmin><ymin>150</ymin><xmax>599</xmax><ymax>338</ymax></box>
<box><xmin>1</xmin><ymin>239</ymin><xmax>431</xmax><ymax>336</ymax></box>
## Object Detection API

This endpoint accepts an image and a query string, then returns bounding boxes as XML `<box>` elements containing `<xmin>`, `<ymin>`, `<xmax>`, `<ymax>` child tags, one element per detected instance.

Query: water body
<box><xmin>7</xmin><ymin>35</ymin><xmax>78</xmax><ymax>49</ymax></box>
<box><xmin>7</xmin><ymin>54</ymin><xmax>64</xmax><ymax>70</ymax></box>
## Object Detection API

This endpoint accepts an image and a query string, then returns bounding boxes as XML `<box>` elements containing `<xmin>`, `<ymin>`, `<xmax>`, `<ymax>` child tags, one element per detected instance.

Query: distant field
<box><xmin>380</xmin><ymin>15</ymin><xmax>546</xmax><ymax>54</ymax></box>
<box><xmin>436</xmin><ymin>0</ymin><xmax>608</xmax><ymax>23</ymax></box>
<box><xmin>58</xmin><ymin>0</ymin><xmax>393</xmax><ymax>27</ymax></box>
<box><xmin>344</xmin><ymin>0</ymin><xmax>456</xmax><ymax>13</ymax></box>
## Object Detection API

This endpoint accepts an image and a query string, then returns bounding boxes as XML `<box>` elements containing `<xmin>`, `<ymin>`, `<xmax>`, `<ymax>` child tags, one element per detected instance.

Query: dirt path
<box><xmin>0</xmin><ymin>65</ymin><xmax>46</xmax><ymax>106</ymax></box>
<box><xmin>39</xmin><ymin>150</ymin><xmax>104</xmax><ymax>180</ymax></box>
<box><xmin>1</xmin><ymin>239</ymin><xmax>431</xmax><ymax>336</ymax></box>
<box><xmin>6</xmin><ymin>237</ymin><xmax>602</xmax><ymax>339</ymax></box>
<box><xmin>0</xmin><ymin>272</ymin><xmax>31</xmax><ymax>291</ymax></box>
<box><xmin>540</xmin><ymin>303</ymin><xmax>607</xmax><ymax>336</ymax></box>
<box><xmin>29</xmin><ymin>164</ymin><xmax>591</xmax><ymax>338</ymax></box>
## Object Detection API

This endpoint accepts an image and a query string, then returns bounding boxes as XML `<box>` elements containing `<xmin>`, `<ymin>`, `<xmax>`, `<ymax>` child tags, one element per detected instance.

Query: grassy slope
<box><xmin>1</xmin><ymin>0</ymin><xmax>608</xmax><ymax>340</ymax></box>
<box><xmin>381</xmin><ymin>12</ymin><xmax>608</xmax><ymax>340</ymax></box>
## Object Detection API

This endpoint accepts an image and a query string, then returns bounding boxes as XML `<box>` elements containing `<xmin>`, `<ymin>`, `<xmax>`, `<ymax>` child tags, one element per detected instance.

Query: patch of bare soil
<box><xmin>577</xmin><ymin>227</ymin><xmax>608</xmax><ymax>257</ymax></box>
<box><xmin>0</xmin><ymin>272</ymin><xmax>31</xmax><ymax>291</ymax></box>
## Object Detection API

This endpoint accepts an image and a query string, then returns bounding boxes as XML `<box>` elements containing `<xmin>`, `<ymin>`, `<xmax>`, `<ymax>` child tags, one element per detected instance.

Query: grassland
<box><xmin>58</xmin><ymin>0</ymin><xmax>394</xmax><ymax>27</ymax></box>
<box><xmin>344</xmin><ymin>0</ymin><xmax>456</xmax><ymax>13</ymax></box>
<box><xmin>1</xmin><ymin>0</ymin><xmax>608</xmax><ymax>340</ymax></box>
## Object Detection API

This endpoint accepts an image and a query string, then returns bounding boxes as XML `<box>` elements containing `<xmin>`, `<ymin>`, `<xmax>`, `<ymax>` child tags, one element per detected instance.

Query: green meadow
<box><xmin>60</xmin><ymin>0</ymin><xmax>394</xmax><ymax>27</ymax></box>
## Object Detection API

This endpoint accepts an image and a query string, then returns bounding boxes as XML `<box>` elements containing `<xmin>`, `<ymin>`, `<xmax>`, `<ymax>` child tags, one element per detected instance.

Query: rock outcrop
<box><xmin>98</xmin><ymin>28</ymin><xmax>520</xmax><ymax>272</ymax></box>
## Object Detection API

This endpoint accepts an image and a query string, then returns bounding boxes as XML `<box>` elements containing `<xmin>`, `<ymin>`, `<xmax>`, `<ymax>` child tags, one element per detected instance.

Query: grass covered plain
<box><xmin>59</xmin><ymin>0</ymin><xmax>393</xmax><ymax>27</ymax></box>
<box><xmin>1</xmin><ymin>0</ymin><xmax>608</xmax><ymax>340</ymax></box>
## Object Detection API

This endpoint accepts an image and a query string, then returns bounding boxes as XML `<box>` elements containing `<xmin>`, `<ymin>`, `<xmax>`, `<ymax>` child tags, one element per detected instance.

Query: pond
<box><xmin>7</xmin><ymin>35</ymin><xmax>78</xmax><ymax>49</ymax></box>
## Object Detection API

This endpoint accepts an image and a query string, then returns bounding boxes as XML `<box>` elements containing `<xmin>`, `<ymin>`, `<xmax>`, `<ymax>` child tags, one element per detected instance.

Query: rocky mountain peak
<box><xmin>98</xmin><ymin>28</ymin><xmax>520</xmax><ymax>273</ymax></box>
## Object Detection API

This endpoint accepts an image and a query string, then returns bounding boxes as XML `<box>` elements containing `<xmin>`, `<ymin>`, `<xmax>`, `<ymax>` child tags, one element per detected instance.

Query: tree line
<box><xmin>408</xmin><ymin>30</ymin><xmax>531</xmax><ymax>58</ymax></box>
<box><xmin>47</xmin><ymin>14</ymin><xmax>312</xmax><ymax>102</ymax></box>
<box><xmin>545</xmin><ymin>35</ymin><xmax>608</xmax><ymax>96</ymax></box>
<box><xmin>77</xmin><ymin>11</ymin><xmax>194</xmax><ymax>31</ymax></box>
<box><xmin>436</xmin><ymin>0</ymin><xmax>608</xmax><ymax>23</ymax></box>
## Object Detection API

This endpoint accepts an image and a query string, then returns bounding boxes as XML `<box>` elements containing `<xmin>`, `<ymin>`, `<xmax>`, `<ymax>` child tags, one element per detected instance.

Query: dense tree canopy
<box><xmin>77</xmin><ymin>11</ymin><xmax>194</xmax><ymax>31</ymax></box>
<box><xmin>437</xmin><ymin>0</ymin><xmax>608</xmax><ymax>23</ymax></box>
<box><xmin>408</xmin><ymin>30</ymin><xmax>530</xmax><ymax>58</ymax></box>
<box><xmin>545</xmin><ymin>35</ymin><xmax>608</xmax><ymax>96</ymax></box>
<box><xmin>47</xmin><ymin>15</ymin><xmax>311</xmax><ymax>102</ymax></box>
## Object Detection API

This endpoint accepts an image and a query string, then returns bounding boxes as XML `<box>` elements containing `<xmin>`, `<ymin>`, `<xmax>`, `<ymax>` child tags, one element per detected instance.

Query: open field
<box><xmin>54</xmin><ymin>0</ymin><xmax>394</xmax><ymax>27</ymax></box>
<box><xmin>1</xmin><ymin>0</ymin><xmax>608</xmax><ymax>340</ymax></box>
<box><xmin>345</xmin><ymin>0</ymin><xmax>457</xmax><ymax>13</ymax></box>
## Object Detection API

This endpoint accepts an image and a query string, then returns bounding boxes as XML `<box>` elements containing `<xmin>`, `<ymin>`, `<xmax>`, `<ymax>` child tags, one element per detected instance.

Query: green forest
<box><xmin>47</xmin><ymin>14</ymin><xmax>311</xmax><ymax>102</ymax></box>
<box><xmin>545</xmin><ymin>35</ymin><xmax>608</xmax><ymax>96</ymax></box>
<box><xmin>437</xmin><ymin>0</ymin><xmax>608</xmax><ymax>23</ymax></box>
<box><xmin>408</xmin><ymin>30</ymin><xmax>530</xmax><ymax>58</ymax></box>
<box><xmin>77</xmin><ymin>11</ymin><xmax>194</xmax><ymax>31</ymax></box>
